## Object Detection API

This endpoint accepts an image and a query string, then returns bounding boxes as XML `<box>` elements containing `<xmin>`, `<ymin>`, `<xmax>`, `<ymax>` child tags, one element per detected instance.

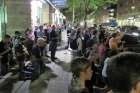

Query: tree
<box><xmin>63</xmin><ymin>0</ymin><xmax>118</xmax><ymax>27</ymax></box>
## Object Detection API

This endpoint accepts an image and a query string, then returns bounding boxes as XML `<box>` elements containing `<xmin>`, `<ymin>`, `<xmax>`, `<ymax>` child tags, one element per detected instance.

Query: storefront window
<box><xmin>31</xmin><ymin>0</ymin><xmax>43</xmax><ymax>27</ymax></box>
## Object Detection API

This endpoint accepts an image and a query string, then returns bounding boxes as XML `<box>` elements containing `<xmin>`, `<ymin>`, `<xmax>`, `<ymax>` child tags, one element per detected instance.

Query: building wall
<box><xmin>6</xmin><ymin>0</ymin><xmax>31</xmax><ymax>35</ymax></box>
<box><xmin>95</xmin><ymin>9</ymin><xmax>108</xmax><ymax>24</ymax></box>
<box><xmin>49</xmin><ymin>5</ymin><xmax>55</xmax><ymax>25</ymax></box>
<box><xmin>42</xmin><ymin>3</ymin><xmax>50</xmax><ymax>24</ymax></box>
<box><xmin>117</xmin><ymin>0</ymin><xmax>140</xmax><ymax>26</ymax></box>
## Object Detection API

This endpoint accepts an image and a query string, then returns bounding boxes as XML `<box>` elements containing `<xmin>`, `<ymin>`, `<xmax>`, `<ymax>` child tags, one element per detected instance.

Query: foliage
<box><xmin>62</xmin><ymin>0</ymin><xmax>118</xmax><ymax>22</ymax></box>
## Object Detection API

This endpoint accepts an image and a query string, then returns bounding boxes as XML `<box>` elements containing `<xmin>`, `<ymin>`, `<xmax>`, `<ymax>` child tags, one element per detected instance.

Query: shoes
<box><xmin>54</xmin><ymin>57</ymin><xmax>57</xmax><ymax>59</ymax></box>
<box><xmin>51</xmin><ymin>59</ymin><xmax>55</xmax><ymax>62</ymax></box>
<box><xmin>46</xmin><ymin>55</ymin><xmax>50</xmax><ymax>57</ymax></box>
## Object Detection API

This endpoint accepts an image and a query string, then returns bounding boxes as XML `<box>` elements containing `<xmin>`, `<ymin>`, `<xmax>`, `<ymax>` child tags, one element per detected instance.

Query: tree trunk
<box><xmin>72</xmin><ymin>0</ymin><xmax>75</xmax><ymax>25</ymax></box>
<box><xmin>84</xmin><ymin>0</ymin><xmax>90</xmax><ymax>28</ymax></box>
<box><xmin>84</xmin><ymin>14</ymin><xmax>87</xmax><ymax>28</ymax></box>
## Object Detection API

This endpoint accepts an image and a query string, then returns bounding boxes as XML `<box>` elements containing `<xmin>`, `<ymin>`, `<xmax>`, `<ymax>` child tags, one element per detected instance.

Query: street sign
<box><xmin>110</xmin><ymin>20</ymin><xmax>118</xmax><ymax>27</ymax></box>
<box><xmin>51</xmin><ymin>0</ymin><xmax>66</xmax><ymax>8</ymax></box>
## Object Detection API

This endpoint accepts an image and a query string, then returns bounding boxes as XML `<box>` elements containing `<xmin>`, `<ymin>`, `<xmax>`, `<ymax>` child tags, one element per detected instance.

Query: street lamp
<box><xmin>131</xmin><ymin>6</ymin><xmax>135</xmax><ymax>10</ymax></box>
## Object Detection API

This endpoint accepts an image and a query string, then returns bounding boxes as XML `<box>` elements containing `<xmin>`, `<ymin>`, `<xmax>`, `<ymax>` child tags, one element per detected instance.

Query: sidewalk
<box><xmin>45</xmin><ymin>50</ymin><xmax>72</xmax><ymax>93</ymax></box>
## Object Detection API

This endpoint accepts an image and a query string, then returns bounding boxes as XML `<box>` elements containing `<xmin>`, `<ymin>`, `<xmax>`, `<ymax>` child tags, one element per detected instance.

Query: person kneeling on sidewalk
<box><xmin>31</xmin><ymin>38</ymin><xmax>46</xmax><ymax>78</ymax></box>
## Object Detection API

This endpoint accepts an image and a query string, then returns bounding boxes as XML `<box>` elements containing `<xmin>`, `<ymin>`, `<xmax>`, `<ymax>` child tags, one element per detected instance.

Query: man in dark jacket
<box><xmin>0</xmin><ymin>35</ymin><xmax>11</xmax><ymax>75</ymax></box>
<box><xmin>49</xmin><ymin>25</ymin><xmax>58</xmax><ymax>61</ymax></box>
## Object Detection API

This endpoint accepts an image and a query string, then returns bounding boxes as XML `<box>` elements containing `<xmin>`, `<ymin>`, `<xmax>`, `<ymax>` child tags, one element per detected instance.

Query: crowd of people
<box><xmin>1</xmin><ymin>23</ymin><xmax>140</xmax><ymax>93</ymax></box>
<box><xmin>0</xmin><ymin>24</ymin><xmax>62</xmax><ymax>79</ymax></box>
<box><xmin>68</xmin><ymin>24</ymin><xmax>140</xmax><ymax>93</ymax></box>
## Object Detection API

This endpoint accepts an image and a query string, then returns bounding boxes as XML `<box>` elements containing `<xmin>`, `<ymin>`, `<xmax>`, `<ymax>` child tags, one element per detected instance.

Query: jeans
<box><xmin>1</xmin><ymin>62</ymin><xmax>8</xmax><ymax>75</ymax></box>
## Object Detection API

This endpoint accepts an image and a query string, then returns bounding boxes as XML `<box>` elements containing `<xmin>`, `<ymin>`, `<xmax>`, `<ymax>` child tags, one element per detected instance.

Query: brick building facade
<box><xmin>0</xmin><ymin>0</ymin><xmax>57</xmax><ymax>37</ymax></box>
<box><xmin>6</xmin><ymin>0</ymin><xmax>31</xmax><ymax>35</ymax></box>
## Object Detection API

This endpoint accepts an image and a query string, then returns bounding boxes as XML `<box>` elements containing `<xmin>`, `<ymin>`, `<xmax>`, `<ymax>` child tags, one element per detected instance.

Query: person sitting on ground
<box><xmin>107</xmin><ymin>52</ymin><xmax>140</xmax><ymax>93</ymax></box>
<box><xmin>69</xmin><ymin>57</ymin><xmax>93</xmax><ymax>93</ymax></box>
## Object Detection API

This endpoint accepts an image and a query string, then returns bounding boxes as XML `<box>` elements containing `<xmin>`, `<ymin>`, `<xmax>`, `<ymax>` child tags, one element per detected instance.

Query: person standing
<box><xmin>69</xmin><ymin>57</ymin><xmax>93</xmax><ymax>93</ymax></box>
<box><xmin>77</xmin><ymin>30</ymin><xmax>83</xmax><ymax>56</ymax></box>
<box><xmin>37</xmin><ymin>25</ymin><xmax>45</xmax><ymax>38</ymax></box>
<box><xmin>12</xmin><ymin>31</ymin><xmax>22</xmax><ymax>59</ymax></box>
<box><xmin>0</xmin><ymin>35</ymin><xmax>11</xmax><ymax>75</ymax></box>
<box><xmin>49</xmin><ymin>25</ymin><xmax>58</xmax><ymax>61</ymax></box>
<box><xmin>99</xmin><ymin>28</ymin><xmax>105</xmax><ymax>43</ymax></box>
<box><xmin>34</xmin><ymin>26</ymin><xmax>38</xmax><ymax>42</ymax></box>
<box><xmin>109</xmin><ymin>33</ymin><xmax>119</xmax><ymax>49</ymax></box>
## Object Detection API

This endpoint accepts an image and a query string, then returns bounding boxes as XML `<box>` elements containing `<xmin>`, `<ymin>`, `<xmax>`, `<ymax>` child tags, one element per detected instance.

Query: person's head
<box><xmin>107</xmin><ymin>52</ymin><xmax>140</xmax><ymax>93</ymax></box>
<box><xmin>36</xmin><ymin>38</ymin><xmax>46</xmax><ymax>47</ymax></box>
<box><xmin>3</xmin><ymin>35</ymin><xmax>11</xmax><ymax>43</ymax></box>
<box><xmin>39</xmin><ymin>25</ymin><xmax>43</xmax><ymax>31</ymax></box>
<box><xmin>94</xmin><ymin>24</ymin><xmax>97</xmax><ymax>28</ymax></box>
<box><xmin>71</xmin><ymin>57</ymin><xmax>92</xmax><ymax>81</ymax></box>
<box><xmin>77</xmin><ymin>30</ymin><xmax>82</xmax><ymax>38</ymax></box>
<box><xmin>101</xmin><ymin>28</ymin><xmax>105</xmax><ymax>33</ymax></box>
<box><xmin>15</xmin><ymin>31</ymin><xmax>21</xmax><ymax>36</ymax></box>
<box><xmin>112</xmin><ymin>33</ymin><xmax>118</xmax><ymax>38</ymax></box>
<box><xmin>35</xmin><ymin>26</ymin><xmax>38</xmax><ymax>30</ymax></box>
<box><xmin>52</xmin><ymin>25</ymin><xmax>56</xmax><ymax>30</ymax></box>
<box><xmin>86</xmin><ymin>40</ymin><xmax>94</xmax><ymax>48</ymax></box>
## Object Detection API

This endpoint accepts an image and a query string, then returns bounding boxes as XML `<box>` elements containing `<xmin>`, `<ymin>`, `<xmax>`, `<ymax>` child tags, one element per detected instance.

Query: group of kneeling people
<box><xmin>69</xmin><ymin>52</ymin><xmax>140</xmax><ymax>93</ymax></box>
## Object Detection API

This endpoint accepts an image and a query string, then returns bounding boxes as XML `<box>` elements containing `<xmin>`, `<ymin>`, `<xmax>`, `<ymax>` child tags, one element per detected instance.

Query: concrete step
<box><xmin>12</xmin><ymin>80</ymin><xmax>31</xmax><ymax>93</ymax></box>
